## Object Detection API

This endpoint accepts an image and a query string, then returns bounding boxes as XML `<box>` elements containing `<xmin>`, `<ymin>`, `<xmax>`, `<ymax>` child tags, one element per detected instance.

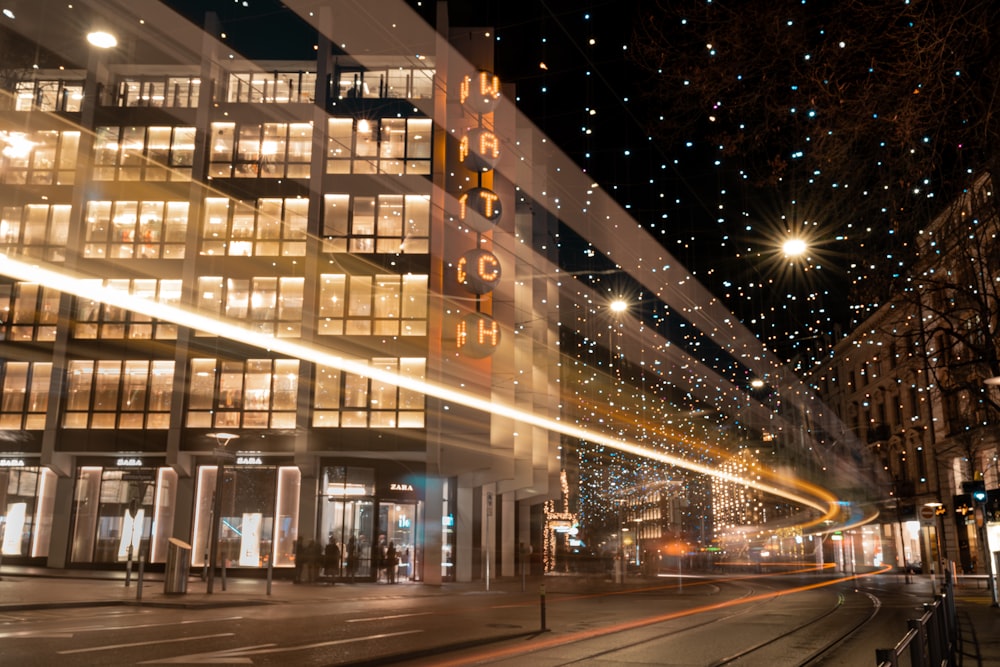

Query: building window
<box><xmin>322</xmin><ymin>193</ymin><xmax>429</xmax><ymax>254</ymax></box>
<box><xmin>14</xmin><ymin>79</ymin><xmax>84</xmax><ymax>112</ymax></box>
<box><xmin>200</xmin><ymin>197</ymin><xmax>307</xmax><ymax>257</ymax></box>
<box><xmin>0</xmin><ymin>203</ymin><xmax>71</xmax><ymax>263</ymax></box>
<box><xmin>187</xmin><ymin>358</ymin><xmax>299</xmax><ymax>429</ymax></box>
<box><xmin>93</xmin><ymin>125</ymin><xmax>195</xmax><ymax>181</ymax></box>
<box><xmin>69</xmin><ymin>466</ymin><xmax>178</xmax><ymax>564</ymax></box>
<box><xmin>0</xmin><ymin>282</ymin><xmax>61</xmax><ymax>342</ymax></box>
<box><xmin>226</xmin><ymin>71</ymin><xmax>316</xmax><ymax>103</ymax></box>
<box><xmin>64</xmin><ymin>360</ymin><xmax>175</xmax><ymax>429</ymax></box>
<box><xmin>194</xmin><ymin>275</ymin><xmax>304</xmax><ymax>337</ymax></box>
<box><xmin>0</xmin><ymin>464</ymin><xmax>56</xmax><ymax>558</ymax></box>
<box><xmin>116</xmin><ymin>76</ymin><xmax>201</xmax><ymax>108</ymax></box>
<box><xmin>317</xmin><ymin>273</ymin><xmax>427</xmax><ymax>336</ymax></box>
<box><xmin>208</xmin><ymin>122</ymin><xmax>312</xmax><ymax>179</ymax></box>
<box><xmin>325</xmin><ymin>117</ymin><xmax>431</xmax><ymax>175</ymax></box>
<box><xmin>0</xmin><ymin>361</ymin><xmax>52</xmax><ymax>430</ymax></box>
<box><xmin>74</xmin><ymin>278</ymin><xmax>182</xmax><ymax>340</ymax></box>
<box><xmin>0</xmin><ymin>130</ymin><xmax>80</xmax><ymax>185</ymax></box>
<box><xmin>83</xmin><ymin>200</ymin><xmax>189</xmax><ymax>259</ymax></box>
<box><xmin>335</xmin><ymin>67</ymin><xmax>434</xmax><ymax>100</ymax></box>
<box><xmin>313</xmin><ymin>357</ymin><xmax>425</xmax><ymax>428</ymax></box>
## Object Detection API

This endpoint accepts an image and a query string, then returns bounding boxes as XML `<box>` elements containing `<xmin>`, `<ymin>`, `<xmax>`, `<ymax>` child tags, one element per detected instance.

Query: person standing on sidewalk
<box><xmin>346</xmin><ymin>535</ymin><xmax>358</xmax><ymax>583</ymax></box>
<box><xmin>386</xmin><ymin>541</ymin><xmax>397</xmax><ymax>584</ymax></box>
<box><xmin>293</xmin><ymin>536</ymin><xmax>305</xmax><ymax>584</ymax></box>
<box><xmin>324</xmin><ymin>538</ymin><xmax>340</xmax><ymax>583</ymax></box>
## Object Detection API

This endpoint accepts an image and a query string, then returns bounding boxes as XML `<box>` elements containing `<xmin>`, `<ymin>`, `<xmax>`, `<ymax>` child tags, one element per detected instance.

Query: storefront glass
<box><xmin>320</xmin><ymin>466</ymin><xmax>375</xmax><ymax>578</ymax></box>
<box><xmin>69</xmin><ymin>464</ymin><xmax>177</xmax><ymax>564</ymax></box>
<box><xmin>191</xmin><ymin>464</ymin><xmax>300</xmax><ymax>568</ymax></box>
<box><xmin>378</xmin><ymin>500</ymin><xmax>420</xmax><ymax>581</ymax></box>
<box><xmin>0</xmin><ymin>464</ymin><xmax>56</xmax><ymax>558</ymax></box>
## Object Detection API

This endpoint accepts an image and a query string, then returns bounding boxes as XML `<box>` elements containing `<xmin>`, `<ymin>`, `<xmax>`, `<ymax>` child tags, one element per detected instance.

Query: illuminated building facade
<box><xmin>0</xmin><ymin>1</ymin><xmax>562</xmax><ymax>583</ymax></box>
<box><xmin>813</xmin><ymin>173</ymin><xmax>1000</xmax><ymax>576</ymax></box>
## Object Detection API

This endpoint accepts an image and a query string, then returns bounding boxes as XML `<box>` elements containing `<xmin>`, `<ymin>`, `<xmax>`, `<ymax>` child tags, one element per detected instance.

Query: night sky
<box><xmin>162</xmin><ymin>0</ymin><xmax>982</xmax><ymax>375</ymax></box>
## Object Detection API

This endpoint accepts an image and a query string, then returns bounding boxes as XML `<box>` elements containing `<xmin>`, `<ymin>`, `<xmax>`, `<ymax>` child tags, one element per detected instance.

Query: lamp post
<box><xmin>206</xmin><ymin>433</ymin><xmax>238</xmax><ymax>594</ymax></box>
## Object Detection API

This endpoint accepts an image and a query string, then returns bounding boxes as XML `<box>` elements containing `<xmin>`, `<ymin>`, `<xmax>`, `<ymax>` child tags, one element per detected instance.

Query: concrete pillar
<box><xmin>455</xmin><ymin>485</ymin><xmax>474</xmax><ymax>582</ymax></box>
<box><xmin>45</xmin><ymin>473</ymin><xmax>74</xmax><ymax>569</ymax></box>
<box><xmin>501</xmin><ymin>492</ymin><xmax>516</xmax><ymax>577</ymax></box>
<box><xmin>422</xmin><ymin>476</ymin><xmax>443</xmax><ymax>585</ymax></box>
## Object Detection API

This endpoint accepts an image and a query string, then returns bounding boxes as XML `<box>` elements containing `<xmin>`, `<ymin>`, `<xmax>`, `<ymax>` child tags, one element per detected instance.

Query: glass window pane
<box><xmin>93</xmin><ymin>361</ymin><xmax>121</xmax><ymax>411</ymax></box>
<box><xmin>323</xmin><ymin>194</ymin><xmax>350</xmax><ymax>237</ymax></box>
<box><xmin>377</xmin><ymin>195</ymin><xmax>403</xmax><ymax>237</ymax></box>
<box><xmin>348</xmin><ymin>276</ymin><xmax>372</xmax><ymax>317</ymax></box>
<box><xmin>319</xmin><ymin>274</ymin><xmax>346</xmax><ymax>318</ymax></box>
<box><xmin>188</xmin><ymin>359</ymin><xmax>216</xmax><ymax>410</ymax></box>
<box><xmin>314</xmin><ymin>366</ymin><xmax>340</xmax><ymax>409</ymax></box>
<box><xmin>121</xmin><ymin>361</ymin><xmax>148</xmax><ymax>411</ymax></box>
<box><xmin>272</xmin><ymin>359</ymin><xmax>299</xmax><ymax>411</ymax></box>
<box><xmin>1</xmin><ymin>362</ymin><xmax>27</xmax><ymax>413</ymax></box>
<box><xmin>66</xmin><ymin>361</ymin><xmax>93</xmax><ymax>411</ymax></box>
<box><xmin>405</xmin><ymin>195</ymin><xmax>430</xmax><ymax>238</ymax></box>
<box><xmin>369</xmin><ymin>358</ymin><xmax>397</xmax><ymax>409</ymax></box>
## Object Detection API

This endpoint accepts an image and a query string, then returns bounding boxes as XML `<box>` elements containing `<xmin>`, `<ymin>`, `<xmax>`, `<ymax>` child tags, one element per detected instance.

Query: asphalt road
<box><xmin>0</xmin><ymin>572</ymin><xmax>949</xmax><ymax>666</ymax></box>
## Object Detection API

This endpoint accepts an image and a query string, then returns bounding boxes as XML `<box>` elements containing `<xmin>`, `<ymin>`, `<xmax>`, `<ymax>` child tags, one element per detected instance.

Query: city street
<box><xmin>2</xmin><ymin>569</ymin><xmax>996</xmax><ymax>666</ymax></box>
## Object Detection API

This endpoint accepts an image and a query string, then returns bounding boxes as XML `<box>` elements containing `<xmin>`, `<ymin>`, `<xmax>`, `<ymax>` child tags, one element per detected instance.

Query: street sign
<box><xmin>919</xmin><ymin>505</ymin><xmax>936</xmax><ymax>524</ymax></box>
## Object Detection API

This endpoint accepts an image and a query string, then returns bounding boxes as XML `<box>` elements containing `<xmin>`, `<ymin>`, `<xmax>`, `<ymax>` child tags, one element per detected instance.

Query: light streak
<box><xmin>0</xmin><ymin>253</ymin><xmax>839</xmax><ymax>518</ymax></box>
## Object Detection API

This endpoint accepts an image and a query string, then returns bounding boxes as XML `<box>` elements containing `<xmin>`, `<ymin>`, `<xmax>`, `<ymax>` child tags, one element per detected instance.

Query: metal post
<box><xmin>136</xmin><ymin>545</ymin><xmax>145</xmax><ymax>601</ymax></box>
<box><xmin>539</xmin><ymin>584</ymin><xmax>546</xmax><ymax>632</ymax></box>
<box><xmin>266</xmin><ymin>550</ymin><xmax>273</xmax><ymax>596</ymax></box>
<box><xmin>207</xmin><ymin>463</ymin><xmax>224</xmax><ymax>594</ymax></box>
<box><xmin>125</xmin><ymin>543</ymin><xmax>133</xmax><ymax>588</ymax></box>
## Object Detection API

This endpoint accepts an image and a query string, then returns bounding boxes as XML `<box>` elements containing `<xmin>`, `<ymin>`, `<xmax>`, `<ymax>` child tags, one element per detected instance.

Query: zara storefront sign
<box><xmin>237</xmin><ymin>456</ymin><xmax>263</xmax><ymax>465</ymax></box>
<box><xmin>0</xmin><ymin>458</ymin><xmax>26</xmax><ymax>467</ymax></box>
<box><xmin>116</xmin><ymin>457</ymin><xmax>143</xmax><ymax>467</ymax></box>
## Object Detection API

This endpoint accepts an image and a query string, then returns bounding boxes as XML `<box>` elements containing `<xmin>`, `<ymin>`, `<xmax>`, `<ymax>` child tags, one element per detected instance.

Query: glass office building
<box><xmin>0</xmin><ymin>1</ymin><xmax>561</xmax><ymax>584</ymax></box>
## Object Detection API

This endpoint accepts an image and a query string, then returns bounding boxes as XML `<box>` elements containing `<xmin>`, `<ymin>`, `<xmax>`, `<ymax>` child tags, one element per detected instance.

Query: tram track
<box><xmin>547</xmin><ymin>578</ymin><xmax>882</xmax><ymax>667</ymax></box>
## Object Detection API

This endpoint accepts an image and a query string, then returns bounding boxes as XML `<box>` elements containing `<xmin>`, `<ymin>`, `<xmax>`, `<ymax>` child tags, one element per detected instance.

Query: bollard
<box><xmin>125</xmin><ymin>544</ymin><xmax>133</xmax><ymax>588</ymax></box>
<box><xmin>540</xmin><ymin>584</ymin><xmax>547</xmax><ymax>632</ymax></box>
<box><xmin>136</xmin><ymin>555</ymin><xmax>145</xmax><ymax>601</ymax></box>
<box><xmin>266</xmin><ymin>555</ymin><xmax>273</xmax><ymax>596</ymax></box>
<box><xmin>221</xmin><ymin>558</ymin><xmax>227</xmax><ymax>591</ymax></box>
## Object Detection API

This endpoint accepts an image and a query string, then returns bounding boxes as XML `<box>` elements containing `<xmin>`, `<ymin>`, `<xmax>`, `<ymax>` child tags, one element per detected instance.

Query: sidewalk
<box><xmin>0</xmin><ymin>564</ymin><xmax>520</xmax><ymax>611</ymax></box>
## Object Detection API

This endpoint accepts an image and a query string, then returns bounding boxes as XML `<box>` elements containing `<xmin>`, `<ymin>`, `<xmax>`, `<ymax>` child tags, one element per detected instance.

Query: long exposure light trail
<box><xmin>430</xmin><ymin>564</ymin><xmax>894</xmax><ymax>667</ymax></box>
<box><xmin>0</xmin><ymin>253</ymin><xmax>840</xmax><ymax>518</ymax></box>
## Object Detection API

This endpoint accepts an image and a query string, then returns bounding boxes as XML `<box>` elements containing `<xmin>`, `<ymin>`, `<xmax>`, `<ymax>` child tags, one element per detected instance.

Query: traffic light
<box><xmin>963</xmin><ymin>480</ymin><xmax>987</xmax><ymax>502</ymax></box>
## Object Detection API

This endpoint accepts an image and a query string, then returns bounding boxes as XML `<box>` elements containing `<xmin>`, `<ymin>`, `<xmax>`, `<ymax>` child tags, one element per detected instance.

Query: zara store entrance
<box><xmin>319</xmin><ymin>464</ymin><xmax>422</xmax><ymax>581</ymax></box>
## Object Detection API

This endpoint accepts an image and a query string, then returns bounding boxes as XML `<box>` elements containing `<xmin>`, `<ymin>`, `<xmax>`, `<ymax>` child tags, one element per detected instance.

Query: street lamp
<box><xmin>206</xmin><ymin>432</ymin><xmax>239</xmax><ymax>594</ymax></box>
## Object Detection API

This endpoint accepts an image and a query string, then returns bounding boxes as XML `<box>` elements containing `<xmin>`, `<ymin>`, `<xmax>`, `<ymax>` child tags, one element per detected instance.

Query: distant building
<box><xmin>812</xmin><ymin>173</ymin><xmax>1000</xmax><ymax>576</ymax></box>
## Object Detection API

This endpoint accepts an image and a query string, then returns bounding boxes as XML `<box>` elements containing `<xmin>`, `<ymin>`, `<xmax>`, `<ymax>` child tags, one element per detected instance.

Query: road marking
<box><xmin>0</xmin><ymin>615</ymin><xmax>244</xmax><ymax>639</ymax></box>
<box><xmin>58</xmin><ymin>632</ymin><xmax>234</xmax><ymax>655</ymax></box>
<box><xmin>140</xmin><ymin>629</ymin><xmax>423</xmax><ymax>664</ymax></box>
<box><xmin>347</xmin><ymin>611</ymin><xmax>433</xmax><ymax>623</ymax></box>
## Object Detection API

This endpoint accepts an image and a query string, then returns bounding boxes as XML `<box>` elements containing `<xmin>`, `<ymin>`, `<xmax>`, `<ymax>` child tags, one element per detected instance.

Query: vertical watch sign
<box><xmin>456</xmin><ymin>71</ymin><xmax>503</xmax><ymax>359</ymax></box>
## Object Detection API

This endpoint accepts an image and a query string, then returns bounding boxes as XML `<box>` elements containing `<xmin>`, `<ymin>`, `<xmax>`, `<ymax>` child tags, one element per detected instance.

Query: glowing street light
<box><xmin>782</xmin><ymin>237</ymin><xmax>808</xmax><ymax>257</ymax></box>
<box><xmin>609</xmin><ymin>298</ymin><xmax>628</xmax><ymax>314</ymax></box>
<box><xmin>86</xmin><ymin>30</ymin><xmax>118</xmax><ymax>49</ymax></box>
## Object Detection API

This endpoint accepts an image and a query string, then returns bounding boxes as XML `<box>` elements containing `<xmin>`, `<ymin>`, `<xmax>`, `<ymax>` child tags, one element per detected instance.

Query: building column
<box><xmin>45</xmin><ymin>473</ymin><xmax>75</xmax><ymax>569</ymax></box>
<box><xmin>501</xmin><ymin>492</ymin><xmax>516</xmax><ymax>577</ymax></box>
<box><xmin>455</xmin><ymin>484</ymin><xmax>474</xmax><ymax>582</ymax></box>
<box><xmin>422</xmin><ymin>476</ymin><xmax>444</xmax><ymax>585</ymax></box>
